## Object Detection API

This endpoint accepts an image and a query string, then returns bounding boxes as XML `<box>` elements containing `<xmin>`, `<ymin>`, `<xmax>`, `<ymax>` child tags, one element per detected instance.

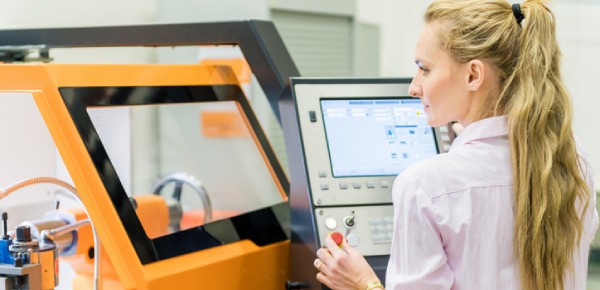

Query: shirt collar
<box><xmin>449</xmin><ymin>116</ymin><xmax>508</xmax><ymax>151</ymax></box>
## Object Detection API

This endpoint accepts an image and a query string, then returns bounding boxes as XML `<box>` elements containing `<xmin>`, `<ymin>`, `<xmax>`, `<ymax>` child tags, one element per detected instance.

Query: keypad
<box><xmin>368</xmin><ymin>216</ymin><xmax>394</xmax><ymax>244</ymax></box>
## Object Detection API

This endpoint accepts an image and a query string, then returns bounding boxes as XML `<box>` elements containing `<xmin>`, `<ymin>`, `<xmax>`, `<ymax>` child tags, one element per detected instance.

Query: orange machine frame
<box><xmin>0</xmin><ymin>63</ymin><xmax>290</xmax><ymax>289</ymax></box>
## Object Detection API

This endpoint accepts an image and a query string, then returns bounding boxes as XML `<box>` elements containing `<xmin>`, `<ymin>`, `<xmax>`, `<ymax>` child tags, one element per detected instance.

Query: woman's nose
<box><xmin>408</xmin><ymin>79</ymin><xmax>422</xmax><ymax>98</ymax></box>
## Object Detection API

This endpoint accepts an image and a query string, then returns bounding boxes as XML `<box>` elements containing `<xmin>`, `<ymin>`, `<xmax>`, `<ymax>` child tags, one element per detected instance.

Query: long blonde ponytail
<box><xmin>425</xmin><ymin>1</ymin><xmax>591</xmax><ymax>289</ymax></box>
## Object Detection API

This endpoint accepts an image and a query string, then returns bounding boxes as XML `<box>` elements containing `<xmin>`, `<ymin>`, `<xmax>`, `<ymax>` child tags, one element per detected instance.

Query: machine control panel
<box><xmin>288</xmin><ymin>78</ymin><xmax>443</xmax><ymax>288</ymax></box>
<box><xmin>315</xmin><ymin>205</ymin><xmax>394</xmax><ymax>256</ymax></box>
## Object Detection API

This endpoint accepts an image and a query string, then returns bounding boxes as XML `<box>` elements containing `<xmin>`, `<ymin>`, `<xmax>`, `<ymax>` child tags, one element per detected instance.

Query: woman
<box><xmin>314</xmin><ymin>1</ymin><xmax>599</xmax><ymax>289</ymax></box>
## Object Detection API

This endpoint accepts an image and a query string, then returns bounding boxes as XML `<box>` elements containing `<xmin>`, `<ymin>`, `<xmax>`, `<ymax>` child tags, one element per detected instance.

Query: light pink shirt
<box><xmin>386</xmin><ymin>116</ymin><xmax>599</xmax><ymax>290</ymax></box>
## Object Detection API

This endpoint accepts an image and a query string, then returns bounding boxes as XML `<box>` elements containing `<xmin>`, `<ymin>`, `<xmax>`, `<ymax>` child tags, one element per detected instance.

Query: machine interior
<box><xmin>59</xmin><ymin>85</ymin><xmax>289</xmax><ymax>264</ymax></box>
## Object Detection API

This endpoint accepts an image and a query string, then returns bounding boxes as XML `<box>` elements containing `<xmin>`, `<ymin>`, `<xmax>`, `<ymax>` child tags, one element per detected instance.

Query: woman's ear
<box><xmin>466</xmin><ymin>59</ymin><xmax>486</xmax><ymax>92</ymax></box>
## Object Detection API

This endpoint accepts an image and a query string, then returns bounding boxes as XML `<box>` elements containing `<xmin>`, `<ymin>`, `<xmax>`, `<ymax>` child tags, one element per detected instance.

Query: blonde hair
<box><xmin>424</xmin><ymin>1</ymin><xmax>590</xmax><ymax>290</ymax></box>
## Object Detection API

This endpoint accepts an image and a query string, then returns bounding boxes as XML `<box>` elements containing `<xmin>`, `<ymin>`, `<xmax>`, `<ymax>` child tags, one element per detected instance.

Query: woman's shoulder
<box><xmin>400</xmin><ymin>152</ymin><xmax>455</xmax><ymax>178</ymax></box>
<box><xmin>396</xmin><ymin>147</ymin><xmax>513</xmax><ymax>199</ymax></box>
<box><xmin>396</xmin><ymin>153</ymin><xmax>463</xmax><ymax>197</ymax></box>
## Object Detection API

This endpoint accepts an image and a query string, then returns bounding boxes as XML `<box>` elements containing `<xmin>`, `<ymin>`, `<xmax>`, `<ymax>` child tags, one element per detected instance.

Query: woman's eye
<box><xmin>415</xmin><ymin>61</ymin><xmax>429</xmax><ymax>76</ymax></box>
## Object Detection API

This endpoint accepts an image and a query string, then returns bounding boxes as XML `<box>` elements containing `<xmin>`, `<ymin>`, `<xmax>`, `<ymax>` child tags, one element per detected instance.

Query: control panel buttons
<box><xmin>339</xmin><ymin>183</ymin><xmax>348</xmax><ymax>190</ymax></box>
<box><xmin>325</xmin><ymin>217</ymin><xmax>338</xmax><ymax>230</ymax></box>
<box><xmin>320</xmin><ymin>183</ymin><xmax>330</xmax><ymax>190</ymax></box>
<box><xmin>384</xmin><ymin>232</ymin><xmax>393</xmax><ymax>242</ymax></box>
<box><xmin>380</xmin><ymin>181</ymin><xmax>390</xmax><ymax>188</ymax></box>
<box><xmin>372</xmin><ymin>233</ymin><xmax>383</xmax><ymax>242</ymax></box>
<box><xmin>352</xmin><ymin>182</ymin><xmax>362</xmax><ymax>189</ymax></box>
<box><xmin>343</xmin><ymin>216</ymin><xmax>356</xmax><ymax>229</ymax></box>
<box><xmin>309</xmin><ymin>110</ymin><xmax>317</xmax><ymax>122</ymax></box>
<box><xmin>346</xmin><ymin>233</ymin><xmax>360</xmax><ymax>247</ymax></box>
<box><xmin>443</xmin><ymin>144</ymin><xmax>451</xmax><ymax>152</ymax></box>
<box><xmin>366</xmin><ymin>182</ymin><xmax>375</xmax><ymax>188</ymax></box>
<box><xmin>318</xmin><ymin>171</ymin><xmax>327</xmax><ymax>178</ymax></box>
<box><xmin>315</xmin><ymin>206</ymin><xmax>394</xmax><ymax>256</ymax></box>
<box><xmin>369</xmin><ymin>215</ymin><xmax>394</xmax><ymax>244</ymax></box>
<box><xmin>330</xmin><ymin>232</ymin><xmax>344</xmax><ymax>247</ymax></box>
<box><xmin>369</xmin><ymin>217</ymin><xmax>383</xmax><ymax>225</ymax></box>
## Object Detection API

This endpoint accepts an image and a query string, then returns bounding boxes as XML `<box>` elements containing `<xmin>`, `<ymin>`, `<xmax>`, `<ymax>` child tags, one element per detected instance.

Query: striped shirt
<box><xmin>386</xmin><ymin>116</ymin><xmax>598</xmax><ymax>289</ymax></box>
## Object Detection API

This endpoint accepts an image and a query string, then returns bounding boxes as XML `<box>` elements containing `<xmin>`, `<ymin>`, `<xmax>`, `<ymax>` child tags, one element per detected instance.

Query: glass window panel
<box><xmin>88</xmin><ymin>101</ymin><xmax>285</xmax><ymax>238</ymax></box>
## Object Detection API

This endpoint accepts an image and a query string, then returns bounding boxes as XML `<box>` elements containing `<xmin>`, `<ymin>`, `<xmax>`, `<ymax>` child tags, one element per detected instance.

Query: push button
<box><xmin>325</xmin><ymin>217</ymin><xmax>337</xmax><ymax>230</ymax></box>
<box><xmin>380</xmin><ymin>181</ymin><xmax>390</xmax><ymax>188</ymax></box>
<box><xmin>309</xmin><ymin>111</ymin><xmax>317</xmax><ymax>122</ymax></box>
<box><xmin>330</xmin><ymin>231</ymin><xmax>344</xmax><ymax>247</ymax></box>
<box><xmin>346</xmin><ymin>233</ymin><xmax>360</xmax><ymax>247</ymax></box>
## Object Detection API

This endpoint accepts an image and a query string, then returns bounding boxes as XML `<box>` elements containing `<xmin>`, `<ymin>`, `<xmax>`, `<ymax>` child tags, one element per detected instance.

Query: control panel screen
<box><xmin>321</xmin><ymin>98</ymin><xmax>438</xmax><ymax>177</ymax></box>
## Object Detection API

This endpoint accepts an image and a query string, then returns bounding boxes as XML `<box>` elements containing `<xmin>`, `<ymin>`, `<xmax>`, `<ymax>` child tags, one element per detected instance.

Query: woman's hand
<box><xmin>314</xmin><ymin>234</ymin><xmax>381</xmax><ymax>290</ymax></box>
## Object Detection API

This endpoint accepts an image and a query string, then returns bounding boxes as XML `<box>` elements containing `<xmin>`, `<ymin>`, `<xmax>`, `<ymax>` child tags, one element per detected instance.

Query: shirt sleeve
<box><xmin>582</xmin><ymin>155</ymin><xmax>599</xmax><ymax>243</ymax></box>
<box><xmin>385</xmin><ymin>174</ymin><xmax>454</xmax><ymax>290</ymax></box>
<box><xmin>575</xmin><ymin>139</ymin><xmax>599</xmax><ymax>242</ymax></box>
<box><xmin>584</xmin><ymin>165</ymin><xmax>599</xmax><ymax>243</ymax></box>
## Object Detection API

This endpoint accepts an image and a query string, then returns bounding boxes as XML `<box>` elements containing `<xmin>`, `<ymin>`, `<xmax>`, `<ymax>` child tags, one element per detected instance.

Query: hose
<box><xmin>0</xmin><ymin>177</ymin><xmax>101</xmax><ymax>290</ymax></box>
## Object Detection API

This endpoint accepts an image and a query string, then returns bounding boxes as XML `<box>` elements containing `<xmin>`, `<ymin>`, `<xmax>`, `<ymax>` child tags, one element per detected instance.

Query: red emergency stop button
<box><xmin>330</xmin><ymin>231</ymin><xmax>344</xmax><ymax>247</ymax></box>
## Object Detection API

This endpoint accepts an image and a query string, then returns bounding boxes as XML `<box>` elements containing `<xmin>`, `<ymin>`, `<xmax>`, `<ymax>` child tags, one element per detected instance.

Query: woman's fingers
<box><xmin>316</xmin><ymin>271</ymin><xmax>332</xmax><ymax>285</ymax></box>
<box><xmin>316</xmin><ymin>247</ymin><xmax>334</xmax><ymax>266</ymax></box>
<box><xmin>313</xmin><ymin>258</ymin><xmax>323</xmax><ymax>272</ymax></box>
<box><xmin>324</xmin><ymin>234</ymin><xmax>346</xmax><ymax>258</ymax></box>
<box><xmin>341</xmin><ymin>238</ymin><xmax>359</xmax><ymax>255</ymax></box>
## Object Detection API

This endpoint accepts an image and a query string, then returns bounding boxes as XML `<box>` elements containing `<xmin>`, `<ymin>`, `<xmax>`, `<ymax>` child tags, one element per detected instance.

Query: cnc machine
<box><xmin>0</xmin><ymin>21</ymin><xmax>298</xmax><ymax>290</ymax></box>
<box><xmin>0</xmin><ymin>21</ymin><xmax>451</xmax><ymax>290</ymax></box>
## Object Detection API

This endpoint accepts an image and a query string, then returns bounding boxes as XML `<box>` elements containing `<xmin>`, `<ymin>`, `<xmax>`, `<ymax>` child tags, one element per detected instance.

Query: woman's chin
<box><xmin>426</xmin><ymin>116</ymin><xmax>446</xmax><ymax>128</ymax></box>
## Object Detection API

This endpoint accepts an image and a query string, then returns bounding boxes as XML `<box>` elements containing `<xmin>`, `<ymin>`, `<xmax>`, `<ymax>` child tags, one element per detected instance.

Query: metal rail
<box><xmin>0</xmin><ymin>20</ymin><xmax>300</xmax><ymax>120</ymax></box>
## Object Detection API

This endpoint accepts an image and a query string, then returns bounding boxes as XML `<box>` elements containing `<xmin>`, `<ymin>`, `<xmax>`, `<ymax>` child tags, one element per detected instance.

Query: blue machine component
<box><xmin>1</xmin><ymin>212</ymin><xmax>14</xmax><ymax>264</ymax></box>
<box><xmin>0</xmin><ymin>238</ymin><xmax>14</xmax><ymax>264</ymax></box>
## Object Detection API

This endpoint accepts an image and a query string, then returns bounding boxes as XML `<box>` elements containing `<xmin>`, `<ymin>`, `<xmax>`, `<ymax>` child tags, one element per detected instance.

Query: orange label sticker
<box><xmin>201</xmin><ymin>111</ymin><xmax>249</xmax><ymax>138</ymax></box>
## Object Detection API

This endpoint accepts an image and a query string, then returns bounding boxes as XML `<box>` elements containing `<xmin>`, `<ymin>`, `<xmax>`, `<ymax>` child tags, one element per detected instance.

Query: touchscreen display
<box><xmin>321</xmin><ymin>98</ymin><xmax>438</xmax><ymax>177</ymax></box>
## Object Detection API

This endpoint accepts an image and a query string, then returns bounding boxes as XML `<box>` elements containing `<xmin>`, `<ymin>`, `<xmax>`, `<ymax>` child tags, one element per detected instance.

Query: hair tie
<box><xmin>512</xmin><ymin>3</ymin><xmax>525</xmax><ymax>25</ymax></box>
